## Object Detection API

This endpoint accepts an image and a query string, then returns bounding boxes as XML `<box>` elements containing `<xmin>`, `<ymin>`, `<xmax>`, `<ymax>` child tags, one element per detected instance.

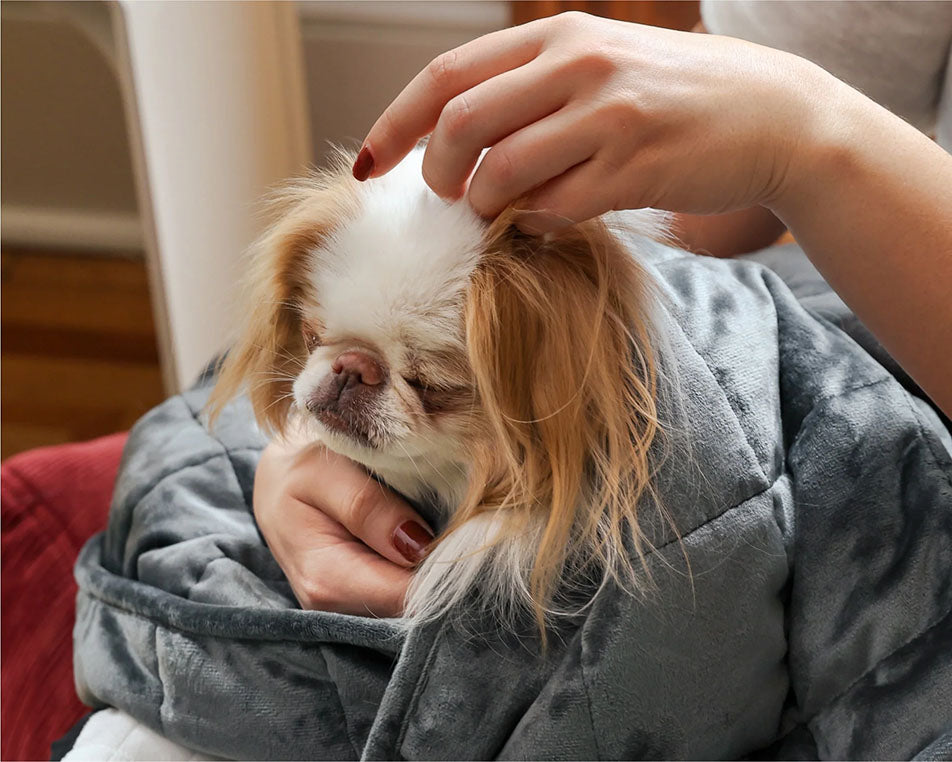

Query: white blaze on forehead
<box><xmin>309</xmin><ymin>150</ymin><xmax>487</xmax><ymax>357</ymax></box>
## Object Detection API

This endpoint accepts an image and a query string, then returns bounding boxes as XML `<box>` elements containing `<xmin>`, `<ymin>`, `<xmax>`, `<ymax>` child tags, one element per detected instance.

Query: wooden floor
<box><xmin>1</xmin><ymin>248</ymin><xmax>165</xmax><ymax>460</ymax></box>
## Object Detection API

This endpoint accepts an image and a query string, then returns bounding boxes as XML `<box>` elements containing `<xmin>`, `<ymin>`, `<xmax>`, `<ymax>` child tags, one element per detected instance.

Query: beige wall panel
<box><xmin>1</xmin><ymin>11</ymin><xmax>137</xmax><ymax>214</ymax></box>
<box><xmin>300</xmin><ymin>4</ymin><xmax>507</xmax><ymax>165</ymax></box>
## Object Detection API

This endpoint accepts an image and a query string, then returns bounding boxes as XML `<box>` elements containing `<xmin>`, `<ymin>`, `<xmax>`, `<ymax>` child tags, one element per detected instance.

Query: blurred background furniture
<box><xmin>113</xmin><ymin>0</ymin><xmax>313</xmax><ymax>393</ymax></box>
<box><xmin>511</xmin><ymin>0</ymin><xmax>698</xmax><ymax>27</ymax></box>
<box><xmin>1</xmin><ymin>433</ymin><xmax>127</xmax><ymax>761</ymax></box>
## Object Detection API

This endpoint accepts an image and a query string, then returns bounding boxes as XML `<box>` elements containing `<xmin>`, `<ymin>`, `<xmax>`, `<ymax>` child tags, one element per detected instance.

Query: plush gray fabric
<box><xmin>73</xmin><ymin>245</ymin><xmax>952</xmax><ymax>761</ymax></box>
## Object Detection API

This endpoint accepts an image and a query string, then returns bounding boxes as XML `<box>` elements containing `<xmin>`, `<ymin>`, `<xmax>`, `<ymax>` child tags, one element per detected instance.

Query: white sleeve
<box><xmin>62</xmin><ymin>708</ymin><xmax>223</xmax><ymax>762</ymax></box>
<box><xmin>700</xmin><ymin>0</ymin><xmax>952</xmax><ymax>144</ymax></box>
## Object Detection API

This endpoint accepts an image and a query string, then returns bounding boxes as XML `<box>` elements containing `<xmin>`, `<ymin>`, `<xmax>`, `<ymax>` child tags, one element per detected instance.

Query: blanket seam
<box><xmin>77</xmin><ymin>543</ymin><xmax>408</xmax><ymax>647</ymax></box>
<box><xmin>185</xmin><ymin>398</ymin><xmax>259</xmax><ymax>511</ymax></box>
<box><xmin>545</xmin><ymin>382</ymin><xmax>901</xmax><ymax>564</ymax></box>
<box><xmin>317</xmin><ymin>646</ymin><xmax>362</xmax><ymax>759</ymax></box>
<box><xmin>796</xmin><ymin>375</ymin><xmax>891</xmax><ymax>413</ymax></box>
<box><xmin>78</xmin><ymin>582</ymin><xmax>404</xmax><ymax>649</ymax></box>
<box><xmin>805</xmin><ymin>604</ymin><xmax>952</xmax><ymax>730</ymax></box>
<box><xmin>760</xmin><ymin>264</ymin><xmax>897</xmax><ymax>411</ymax></box>
<box><xmin>394</xmin><ymin>620</ymin><xmax>450</xmax><ymax>754</ymax></box>
<box><xmin>646</xmin><ymin>476</ymin><xmax>782</xmax><ymax>558</ymax></box>
<box><xmin>668</xmin><ymin>306</ymin><xmax>772</xmax><ymax>489</ymax></box>
<box><xmin>576</xmin><ymin>630</ymin><xmax>602</xmax><ymax>759</ymax></box>
<box><xmin>794</xmin><ymin>383</ymin><xmax>952</xmax><ymax>730</ymax></box>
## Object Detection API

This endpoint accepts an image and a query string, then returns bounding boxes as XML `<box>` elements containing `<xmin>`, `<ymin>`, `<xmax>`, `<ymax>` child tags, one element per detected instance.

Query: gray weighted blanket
<box><xmin>73</xmin><ymin>244</ymin><xmax>952</xmax><ymax>760</ymax></box>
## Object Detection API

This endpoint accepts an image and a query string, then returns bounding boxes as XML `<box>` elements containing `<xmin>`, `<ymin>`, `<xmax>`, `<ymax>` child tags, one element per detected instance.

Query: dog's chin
<box><xmin>308</xmin><ymin>414</ymin><xmax>382</xmax><ymax>460</ymax></box>
<box><xmin>304</xmin><ymin>411</ymin><xmax>419</xmax><ymax>469</ymax></box>
<box><xmin>311</xmin><ymin>407</ymin><xmax>377</xmax><ymax>449</ymax></box>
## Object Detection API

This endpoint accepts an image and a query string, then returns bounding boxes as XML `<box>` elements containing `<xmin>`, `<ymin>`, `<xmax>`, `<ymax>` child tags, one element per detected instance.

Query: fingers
<box><xmin>514</xmin><ymin>153</ymin><xmax>623</xmax><ymax>234</ymax></box>
<box><xmin>421</xmin><ymin>54</ymin><xmax>573</xmax><ymax>200</ymax></box>
<box><xmin>286</xmin><ymin>511</ymin><xmax>413</xmax><ymax>617</ymax></box>
<box><xmin>254</xmin><ymin>441</ymin><xmax>427</xmax><ymax>617</ymax></box>
<box><xmin>466</xmin><ymin>105</ymin><xmax>599</xmax><ymax>218</ymax></box>
<box><xmin>358</xmin><ymin>24</ymin><xmax>545</xmax><ymax>179</ymax></box>
<box><xmin>289</xmin><ymin>447</ymin><xmax>434</xmax><ymax>569</ymax></box>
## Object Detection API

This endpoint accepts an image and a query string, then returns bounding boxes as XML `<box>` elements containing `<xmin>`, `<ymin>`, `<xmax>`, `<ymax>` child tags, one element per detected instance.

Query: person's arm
<box><xmin>674</xmin><ymin>18</ymin><xmax>789</xmax><ymax>260</ymax></box>
<box><xmin>356</xmin><ymin>13</ymin><xmax>952</xmax><ymax>415</ymax></box>
<box><xmin>767</xmin><ymin>76</ymin><xmax>952</xmax><ymax>415</ymax></box>
<box><xmin>672</xmin><ymin>206</ymin><xmax>787</xmax><ymax>258</ymax></box>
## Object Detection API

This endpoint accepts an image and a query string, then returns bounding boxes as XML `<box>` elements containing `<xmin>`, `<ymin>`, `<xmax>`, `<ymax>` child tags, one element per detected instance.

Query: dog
<box><xmin>210</xmin><ymin>146</ymin><xmax>670</xmax><ymax>631</ymax></box>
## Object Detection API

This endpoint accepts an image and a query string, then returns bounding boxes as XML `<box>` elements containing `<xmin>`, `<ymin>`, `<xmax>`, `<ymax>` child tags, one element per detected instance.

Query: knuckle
<box><xmin>552</xmin><ymin>10</ymin><xmax>589</xmax><ymax>30</ymax></box>
<box><xmin>427</xmin><ymin>48</ymin><xmax>460</xmax><ymax>90</ymax></box>
<box><xmin>344</xmin><ymin>481</ymin><xmax>386</xmax><ymax>538</ymax></box>
<box><xmin>596</xmin><ymin>99</ymin><xmax>638</xmax><ymax>134</ymax></box>
<box><xmin>484</xmin><ymin>147</ymin><xmax>518</xmax><ymax>190</ymax></box>
<box><xmin>589</xmin><ymin>151</ymin><xmax>621</xmax><ymax>178</ymax></box>
<box><xmin>441</xmin><ymin>94</ymin><xmax>474</xmax><ymax>140</ymax></box>
<box><xmin>295</xmin><ymin>578</ymin><xmax>331</xmax><ymax>610</ymax></box>
<box><xmin>568</xmin><ymin>49</ymin><xmax>618</xmax><ymax>79</ymax></box>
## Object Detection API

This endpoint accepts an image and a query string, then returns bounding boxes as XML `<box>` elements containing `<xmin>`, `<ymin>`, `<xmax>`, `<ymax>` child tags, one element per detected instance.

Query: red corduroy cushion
<box><xmin>1</xmin><ymin>432</ymin><xmax>127</xmax><ymax>762</ymax></box>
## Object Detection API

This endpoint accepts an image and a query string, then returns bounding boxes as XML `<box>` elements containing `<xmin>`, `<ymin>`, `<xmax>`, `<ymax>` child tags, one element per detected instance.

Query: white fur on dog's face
<box><xmin>290</xmin><ymin>152</ymin><xmax>486</xmax><ymax>500</ymax></box>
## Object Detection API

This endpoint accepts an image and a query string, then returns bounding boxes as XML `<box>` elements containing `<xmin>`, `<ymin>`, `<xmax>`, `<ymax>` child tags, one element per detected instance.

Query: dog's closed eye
<box><xmin>302</xmin><ymin>328</ymin><xmax>322</xmax><ymax>352</ymax></box>
<box><xmin>401</xmin><ymin>373</ymin><xmax>473</xmax><ymax>416</ymax></box>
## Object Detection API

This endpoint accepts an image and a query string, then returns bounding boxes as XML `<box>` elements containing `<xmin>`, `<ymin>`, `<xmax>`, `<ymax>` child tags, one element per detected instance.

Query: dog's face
<box><xmin>288</xmin><ymin>155</ymin><xmax>486</xmax><ymax>478</ymax></box>
<box><xmin>210</xmin><ymin>147</ymin><xmax>666</xmax><ymax>622</ymax></box>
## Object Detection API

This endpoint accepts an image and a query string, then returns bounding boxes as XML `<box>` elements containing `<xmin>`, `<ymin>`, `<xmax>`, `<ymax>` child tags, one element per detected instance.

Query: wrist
<box><xmin>764</xmin><ymin>60</ymin><xmax>870</xmax><ymax>220</ymax></box>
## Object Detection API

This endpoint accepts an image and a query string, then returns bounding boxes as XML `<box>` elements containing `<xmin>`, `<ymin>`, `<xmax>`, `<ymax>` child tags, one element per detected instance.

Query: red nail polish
<box><xmin>392</xmin><ymin>520</ymin><xmax>433</xmax><ymax>564</ymax></box>
<box><xmin>352</xmin><ymin>146</ymin><xmax>375</xmax><ymax>181</ymax></box>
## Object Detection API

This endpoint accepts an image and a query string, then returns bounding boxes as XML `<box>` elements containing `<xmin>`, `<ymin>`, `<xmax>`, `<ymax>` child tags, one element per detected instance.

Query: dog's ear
<box><xmin>461</xmin><ymin>212</ymin><xmax>662</xmax><ymax>624</ymax></box>
<box><xmin>207</xmin><ymin>159</ymin><xmax>358</xmax><ymax>434</ymax></box>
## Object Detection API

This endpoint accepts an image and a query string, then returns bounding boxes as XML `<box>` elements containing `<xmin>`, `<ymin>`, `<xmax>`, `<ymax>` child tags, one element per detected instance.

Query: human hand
<box><xmin>253</xmin><ymin>437</ymin><xmax>434</xmax><ymax>617</ymax></box>
<box><xmin>355</xmin><ymin>11</ymin><xmax>834</xmax><ymax>233</ymax></box>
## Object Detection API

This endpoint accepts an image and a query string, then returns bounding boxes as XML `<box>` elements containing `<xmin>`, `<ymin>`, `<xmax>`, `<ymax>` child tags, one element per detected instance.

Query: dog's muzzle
<box><xmin>306</xmin><ymin>351</ymin><xmax>387</xmax><ymax>446</ymax></box>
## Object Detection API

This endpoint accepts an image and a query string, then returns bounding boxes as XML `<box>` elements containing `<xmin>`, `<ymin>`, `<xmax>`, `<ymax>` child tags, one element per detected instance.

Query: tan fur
<box><xmin>450</xmin><ymin>211</ymin><xmax>662</xmax><ymax>632</ymax></box>
<box><xmin>206</xmin><ymin>153</ymin><xmax>360</xmax><ymax>433</ymax></box>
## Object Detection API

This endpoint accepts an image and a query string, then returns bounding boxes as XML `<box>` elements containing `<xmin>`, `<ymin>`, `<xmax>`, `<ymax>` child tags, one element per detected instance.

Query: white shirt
<box><xmin>701</xmin><ymin>0</ymin><xmax>952</xmax><ymax>150</ymax></box>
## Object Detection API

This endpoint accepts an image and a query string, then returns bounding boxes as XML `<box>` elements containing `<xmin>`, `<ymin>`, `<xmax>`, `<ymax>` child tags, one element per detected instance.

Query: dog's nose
<box><xmin>332</xmin><ymin>351</ymin><xmax>384</xmax><ymax>386</ymax></box>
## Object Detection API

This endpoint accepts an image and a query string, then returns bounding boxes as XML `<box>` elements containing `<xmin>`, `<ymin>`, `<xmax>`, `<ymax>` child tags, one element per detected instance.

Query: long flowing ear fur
<box><xmin>418</xmin><ymin>210</ymin><xmax>666</xmax><ymax>633</ymax></box>
<box><xmin>206</xmin><ymin>151</ymin><xmax>358</xmax><ymax>435</ymax></box>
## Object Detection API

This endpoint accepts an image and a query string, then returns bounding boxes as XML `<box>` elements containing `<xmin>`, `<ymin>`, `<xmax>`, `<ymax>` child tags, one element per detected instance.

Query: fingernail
<box><xmin>392</xmin><ymin>520</ymin><xmax>433</xmax><ymax>564</ymax></box>
<box><xmin>352</xmin><ymin>146</ymin><xmax>375</xmax><ymax>181</ymax></box>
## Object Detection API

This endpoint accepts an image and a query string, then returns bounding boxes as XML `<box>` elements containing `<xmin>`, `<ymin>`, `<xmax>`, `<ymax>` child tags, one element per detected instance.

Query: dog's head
<box><xmin>210</xmin><ymin>148</ymin><xmax>666</xmax><ymax>625</ymax></box>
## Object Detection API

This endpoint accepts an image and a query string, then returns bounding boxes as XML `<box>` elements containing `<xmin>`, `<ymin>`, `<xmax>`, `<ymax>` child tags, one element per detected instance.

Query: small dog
<box><xmin>210</xmin><ymin>147</ymin><xmax>669</xmax><ymax>629</ymax></box>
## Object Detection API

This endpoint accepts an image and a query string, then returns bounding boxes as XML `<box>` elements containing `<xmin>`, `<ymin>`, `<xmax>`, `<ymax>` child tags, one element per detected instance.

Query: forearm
<box><xmin>673</xmin><ymin>206</ymin><xmax>787</xmax><ymax>258</ymax></box>
<box><xmin>769</xmin><ymin>64</ymin><xmax>952</xmax><ymax>415</ymax></box>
